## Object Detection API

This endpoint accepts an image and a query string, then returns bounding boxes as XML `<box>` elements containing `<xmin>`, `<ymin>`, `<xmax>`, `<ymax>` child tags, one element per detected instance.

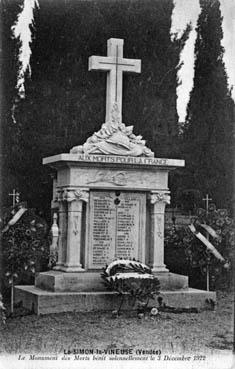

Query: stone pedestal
<box><xmin>14</xmin><ymin>38</ymin><xmax>216</xmax><ymax>314</ymax></box>
<box><xmin>15</xmin><ymin>286</ymin><xmax>216</xmax><ymax>315</ymax></box>
<box><xmin>14</xmin><ymin>153</ymin><xmax>217</xmax><ymax>313</ymax></box>
<box><xmin>34</xmin><ymin>271</ymin><xmax>188</xmax><ymax>292</ymax></box>
<box><xmin>43</xmin><ymin>154</ymin><xmax>184</xmax><ymax>275</ymax></box>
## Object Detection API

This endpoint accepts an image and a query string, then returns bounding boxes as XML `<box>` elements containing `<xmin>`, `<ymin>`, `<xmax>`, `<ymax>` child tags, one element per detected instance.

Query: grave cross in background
<box><xmin>203</xmin><ymin>194</ymin><xmax>212</xmax><ymax>215</ymax></box>
<box><xmin>89</xmin><ymin>38</ymin><xmax>141</xmax><ymax>124</ymax></box>
<box><xmin>8</xmin><ymin>189</ymin><xmax>20</xmax><ymax>207</ymax></box>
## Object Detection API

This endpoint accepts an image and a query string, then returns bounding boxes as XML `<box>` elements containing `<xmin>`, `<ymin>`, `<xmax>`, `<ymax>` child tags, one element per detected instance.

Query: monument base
<box><xmin>34</xmin><ymin>270</ymin><xmax>189</xmax><ymax>292</ymax></box>
<box><xmin>15</xmin><ymin>285</ymin><xmax>216</xmax><ymax>315</ymax></box>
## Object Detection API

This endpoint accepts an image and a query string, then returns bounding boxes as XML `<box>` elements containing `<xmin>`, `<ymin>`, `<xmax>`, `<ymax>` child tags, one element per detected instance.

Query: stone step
<box><xmin>15</xmin><ymin>285</ymin><xmax>216</xmax><ymax>315</ymax></box>
<box><xmin>35</xmin><ymin>271</ymin><xmax>189</xmax><ymax>292</ymax></box>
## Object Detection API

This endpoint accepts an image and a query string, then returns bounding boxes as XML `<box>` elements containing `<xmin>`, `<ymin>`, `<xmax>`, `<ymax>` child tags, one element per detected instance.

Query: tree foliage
<box><xmin>165</xmin><ymin>204</ymin><xmax>234</xmax><ymax>290</ymax></box>
<box><xmin>181</xmin><ymin>0</ymin><xmax>234</xmax><ymax>210</ymax></box>
<box><xmin>1</xmin><ymin>204</ymin><xmax>49</xmax><ymax>291</ymax></box>
<box><xmin>0</xmin><ymin>294</ymin><xmax>6</xmax><ymax>325</ymax></box>
<box><xmin>2</xmin><ymin>0</ymin><xmax>189</xmax><ymax>217</ymax></box>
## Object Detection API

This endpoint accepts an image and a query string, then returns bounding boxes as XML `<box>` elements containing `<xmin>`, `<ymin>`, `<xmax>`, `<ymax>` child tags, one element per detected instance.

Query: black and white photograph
<box><xmin>0</xmin><ymin>0</ymin><xmax>234</xmax><ymax>368</ymax></box>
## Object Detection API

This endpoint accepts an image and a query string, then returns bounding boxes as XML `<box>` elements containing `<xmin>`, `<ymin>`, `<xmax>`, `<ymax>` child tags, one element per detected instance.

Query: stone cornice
<box><xmin>43</xmin><ymin>154</ymin><xmax>185</xmax><ymax>169</ymax></box>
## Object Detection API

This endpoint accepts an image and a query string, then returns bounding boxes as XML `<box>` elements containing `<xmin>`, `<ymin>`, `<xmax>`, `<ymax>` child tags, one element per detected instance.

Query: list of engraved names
<box><xmin>89</xmin><ymin>191</ymin><xmax>144</xmax><ymax>268</ymax></box>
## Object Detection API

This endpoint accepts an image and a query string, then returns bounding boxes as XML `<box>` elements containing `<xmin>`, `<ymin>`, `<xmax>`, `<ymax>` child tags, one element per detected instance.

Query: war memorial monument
<box><xmin>15</xmin><ymin>38</ymin><xmax>215</xmax><ymax>314</ymax></box>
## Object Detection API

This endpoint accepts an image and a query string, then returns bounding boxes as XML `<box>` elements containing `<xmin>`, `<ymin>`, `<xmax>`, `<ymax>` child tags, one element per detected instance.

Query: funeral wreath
<box><xmin>101</xmin><ymin>259</ymin><xmax>160</xmax><ymax>315</ymax></box>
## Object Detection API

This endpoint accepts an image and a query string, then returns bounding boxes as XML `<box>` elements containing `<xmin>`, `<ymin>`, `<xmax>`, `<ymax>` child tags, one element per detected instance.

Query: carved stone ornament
<box><xmin>70</xmin><ymin>103</ymin><xmax>154</xmax><ymax>157</ymax></box>
<box><xmin>149</xmin><ymin>192</ymin><xmax>171</xmax><ymax>205</ymax></box>
<box><xmin>56</xmin><ymin>189</ymin><xmax>89</xmax><ymax>203</ymax></box>
<box><xmin>87</xmin><ymin>170</ymin><xmax>127</xmax><ymax>186</ymax></box>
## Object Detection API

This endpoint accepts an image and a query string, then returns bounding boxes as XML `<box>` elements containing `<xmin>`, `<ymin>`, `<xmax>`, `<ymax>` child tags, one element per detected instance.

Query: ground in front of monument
<box><xmin>0</xmin><ymin>292</ymin><xmax>233</xmax><ymax>356</ymax></box>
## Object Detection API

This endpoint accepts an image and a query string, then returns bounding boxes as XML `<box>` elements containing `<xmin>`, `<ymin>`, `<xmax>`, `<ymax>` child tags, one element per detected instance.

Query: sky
<box><xmin>171</xmin><ymin>0</ymin><xmax>235</xmax><ymax>122</ymax></box>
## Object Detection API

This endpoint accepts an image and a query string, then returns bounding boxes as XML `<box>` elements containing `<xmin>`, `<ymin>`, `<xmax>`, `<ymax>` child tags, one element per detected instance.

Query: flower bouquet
<box><xmin>101</xmin><ymin>259</ymin><xmax>160</xmax><ymax>315</ymax></box>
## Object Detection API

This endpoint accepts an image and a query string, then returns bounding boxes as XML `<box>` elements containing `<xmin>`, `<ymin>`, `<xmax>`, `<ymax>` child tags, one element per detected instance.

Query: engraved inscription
<box><xmin>115</xmin><ymin>195</ymin><xmax>140</xmax><ymax>260</ymax></box>
<box><xmin>72</xmin><ymin>154</ymin><xmax>170</xmax><ymax>166</ymax></box>
<box><xmin>89</xmin><ymin>191</ymin><xmax>145</xmax><ymax>268</ymax></box>
<box><xmin>91</xmin><ymin>193</ymin><xmax>116</xmax><ymax>266</ymax></box>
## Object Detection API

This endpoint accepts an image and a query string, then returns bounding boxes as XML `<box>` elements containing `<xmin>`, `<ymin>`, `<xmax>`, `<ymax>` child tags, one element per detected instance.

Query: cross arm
<box><xmin>121</xmin><ymin>58</ymin><xmax>141</xmax><ymax>73</ymax></box>
<box><xmin>89</xmin><ymin>56</ymin><xmax>115</xmax><ymax>71</ymax></box>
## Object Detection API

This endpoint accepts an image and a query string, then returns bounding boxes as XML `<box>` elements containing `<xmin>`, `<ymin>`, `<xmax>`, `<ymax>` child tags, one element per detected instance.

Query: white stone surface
<box><xmin>43</xmin><ymin>153</ymin><xmax>185</xmax><ymax>168</ymax></box>
<box><xmin>70</xmin><ymin>104</ymin><xmax>154</xmax><ymax>157</ymax></box>
<box><xmin>65</xmin><ymin>167</ymin><xmax>169</xmax><ymax>190</ymax></box>
<box><xmin>150</xmin><ymin>191</ymin><xmax>170</xmax><ymax>272</ymax></box>
<box><xmin>87</xmin><ymin>191</ymin><xmax>146</xmax><ymax>269</ymax></box>
<box><xmin>89</xmin><ymin>38</ymin><xmax>141</xmax><ymax>124</ymax></box>
<box><xmin>54</xmin><ymin>188</ymin><xmax>89</xmax><ymax>272</ymax></box>
<box><xmin>44</xmin><ymin>159</ymin><xmax>184</xmax><ymax>272</ymax></box>
<box><xmin>15</xmin><ymin>285</ymin><xmax>216</xmax><ymax>315</ymax></box>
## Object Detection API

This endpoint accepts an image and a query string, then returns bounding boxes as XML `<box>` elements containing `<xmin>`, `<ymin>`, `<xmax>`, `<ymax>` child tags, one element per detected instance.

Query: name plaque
<box><xmin>88</xmin><ymin>191</ymin><xmax>146</xmax><ymax>268</ymax></box>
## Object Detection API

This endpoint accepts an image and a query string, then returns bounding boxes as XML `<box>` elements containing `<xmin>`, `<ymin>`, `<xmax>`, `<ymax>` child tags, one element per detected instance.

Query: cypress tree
<box><xmin>2</xmin><ymin>0</ymin><xmax>189</xmax><ymax>214</ymax></box>
<box><xmin>182</xmin><ymin>0</ymin><xmax>234</xmax><ymax>210</ymax></box>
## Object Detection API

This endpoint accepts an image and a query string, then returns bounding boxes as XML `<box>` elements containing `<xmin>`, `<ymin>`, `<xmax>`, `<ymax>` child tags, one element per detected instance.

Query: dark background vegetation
<box><xmin>1</xmin><ymin>0</ymin><xmax>234</xmax><ymax>292</ymax></box>
<box><xmin>2</xmin><ymin>0</ymin><xmax>234</xmax><ymax>220</ymax></box>
<box><xmin>1</xmin><ymin>0</ymin><xmax>190</xmax><ymax>219</ymax></box>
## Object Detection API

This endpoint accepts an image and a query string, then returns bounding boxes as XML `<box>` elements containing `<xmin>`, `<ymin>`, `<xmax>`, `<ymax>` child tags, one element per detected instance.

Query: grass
<box><xmin>0</xmin><ymin>291</ymin><xmax>233</xmax><ymax>355</ymax></box>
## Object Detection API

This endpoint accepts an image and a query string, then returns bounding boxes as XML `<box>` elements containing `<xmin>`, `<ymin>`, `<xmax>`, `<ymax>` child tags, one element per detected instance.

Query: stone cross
<box><xmin>89</xmin><ymin>38</ymin><xmax>141</xmax><ymax>124</ymax></box>
<box><xmin>9</xmin><ymin>189</ymin><xmax>20</xmax><ymax>207</ymax></box>
<box><xmin>203</xmin><ymin>194</ymin><xmax>212</xmax><ymax>215</ymax></box>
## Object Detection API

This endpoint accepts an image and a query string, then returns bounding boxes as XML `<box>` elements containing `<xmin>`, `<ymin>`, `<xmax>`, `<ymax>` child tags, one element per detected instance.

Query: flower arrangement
<box><xmin>101</xmin><ymin>259</ymin><xmax>160</xmax><ymax>315</ymax></box>
<box><xmin>165</xmin><ymin>204</ymin><xmax>234</xmax><ymax>290</ymax></box>
<box><xmin>1</xmin><ymin>203</ymin><xmax>49</xmax><ymax>313</ymax></box>
<box><xmin>185</xmin><ymin>206</ymin><xmax>234</xmax><ymax>271</ymax></box>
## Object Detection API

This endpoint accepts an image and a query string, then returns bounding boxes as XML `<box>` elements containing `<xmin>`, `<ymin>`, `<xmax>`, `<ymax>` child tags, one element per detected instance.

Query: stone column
<box><xmin>50</xmin><ymin>173</ymin><xmax>58</xmax><ymax>210</ymax></box>
<box><xmin>53</xmin><ymin>189</ymin><xmax>67</xmax><ymax>270</ymax></box>
<box><xmin>62</xmin><ymin>188</ymin><xmax>89</xmax><ymax>272</ymax></box>
<box><xmin>149</xmin><ymin>191</ymin><xmax>170</xmax><ymax>273</ymax></box>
